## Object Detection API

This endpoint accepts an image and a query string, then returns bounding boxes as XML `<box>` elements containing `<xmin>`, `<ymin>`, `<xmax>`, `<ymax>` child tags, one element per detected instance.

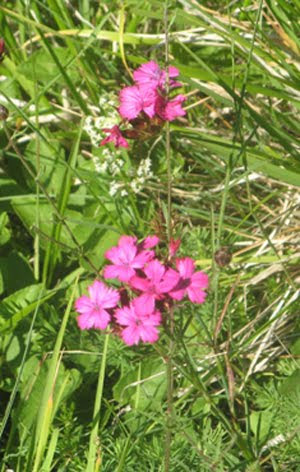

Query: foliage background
<box><xmin>0</xmin><ymin>0</ymin><xmax>299</xmax><ymax>470</ymax></box>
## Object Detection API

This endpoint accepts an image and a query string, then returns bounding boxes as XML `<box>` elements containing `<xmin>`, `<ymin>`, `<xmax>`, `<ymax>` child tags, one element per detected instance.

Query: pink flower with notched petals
<box><xmin>75</xmin><ymin>280</ymin><xmax>120</xmax><ymax>330</ymax></box>
<box><xmin>100</xmin><ymin>125</ymin><xmax>129</xmax><ymax>148</ymax></box>
<box><xmin>104</xmin><ymin>235</ymin><xmax>155</xmax><ymax>282</ymax></box>
<box><xmin>156</xmin><ymin>94</ymin><xmax>186</xmax><ymax>121</ymax></box>
<box><xmin>115</xmin><ymin>296</ymin><xmax>161</xmax><ymax>345</ymax></box>
<box><xmin>130</xmin><ymin>259</ymin><xmax>180</xmax><ymax>312</ymax></box>
<box><xmin>119</xmin><ymin>85</ymin><xmax>158</xmax><ymax>120</ymax></box>
<box><xmin>133</xmin><ymin>61</ymin><xmax>181</xmax><ymax>90</ymax></box>
<box><xmin>169</xmin><ymin>257</ymin><xmax>209</xmax><ymax>304</ymax></box>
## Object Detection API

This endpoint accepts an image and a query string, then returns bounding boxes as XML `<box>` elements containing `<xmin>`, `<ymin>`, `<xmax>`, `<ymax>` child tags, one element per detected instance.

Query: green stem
<box><xmin>86</xmin><ymin>333</ymin><xmax>110</xmax><ymax>472</ymax></box>
<box><xmin>164</xmin><ymin>2</ymin><xmax>174</xmax><ymax>471</ymax></box>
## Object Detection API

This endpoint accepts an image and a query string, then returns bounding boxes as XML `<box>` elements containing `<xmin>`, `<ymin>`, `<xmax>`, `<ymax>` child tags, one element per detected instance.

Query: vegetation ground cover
<box><xmin>0</xmin><ymin>0</ymin><xmax>299</xmax><ymax>470</ymax></box>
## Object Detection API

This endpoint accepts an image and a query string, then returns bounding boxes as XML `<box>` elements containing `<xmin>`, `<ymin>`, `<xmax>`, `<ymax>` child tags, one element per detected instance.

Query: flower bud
<box><xmin>214</xmin><ymin>246</ymin><xmax>232</xmax><ymax>267</ymax></box>
<box><xmin>0</xmin><ymin>38</ymin><xmax>5</xmax><ymax>61</ymax></box>
<box><xmin>0</xmin><ymin>105</ymin><xmax>9</xmax><ymax>121</ymax></box>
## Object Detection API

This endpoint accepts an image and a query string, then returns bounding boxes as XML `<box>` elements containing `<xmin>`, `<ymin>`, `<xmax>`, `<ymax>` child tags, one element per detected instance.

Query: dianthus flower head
<box><xmin>75</xmin><ymin>280</ymin><xmax>120</xmax><ymax>330</ymax></box>
<box><xmin>133</xmin><ymin>61</ymin><xmax>181</xmax><ymax>90</ymax></box>
<box><xmin>169</xmin><ymin>257</ymin><xmax>209</xmax><ymax>304</ymax></box>
<box><xmin>103</xmin><ymin>235</ymin><xmax>155</xmax><ymax>282</ymax></box>
<box><xmin>129</xmin><ymin>259</ymin><xmax>180</xmax><ymax>312</ymax></box>
<box><xmin>100</xmin><ymin>125</ymin><xmax>129</xmax><ymax>148</ymax></box>
<box><xmin>115</xmin><ymin>296</ymin><xmax>161</xmax><ymax>345</ymax></box>
<box><xmin>119</xmin><ymin>85</ymin><xmax>158</xmax><ymax>120</ymax></box>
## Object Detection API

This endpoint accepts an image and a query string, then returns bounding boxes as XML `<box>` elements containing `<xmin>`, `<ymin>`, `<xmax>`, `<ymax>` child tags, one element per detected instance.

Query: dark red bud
<box><xmin>0</xmin><ymin>39</ymin><xmax>5</xmax><ymax>60</ymax></box>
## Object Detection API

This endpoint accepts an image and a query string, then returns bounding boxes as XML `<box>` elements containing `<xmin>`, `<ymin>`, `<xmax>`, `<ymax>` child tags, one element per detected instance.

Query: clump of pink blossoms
<box><xmin>75</xmin><ymin>235</ymin><xmax>209</xmax><ymax>347</ymax></box>
<box><xmin>100</xmin><ymin>61</ymin><xmax>186</xmax><ymax>148</ymax></box>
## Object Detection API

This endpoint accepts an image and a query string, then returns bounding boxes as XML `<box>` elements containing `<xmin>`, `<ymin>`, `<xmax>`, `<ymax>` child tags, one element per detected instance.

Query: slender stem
<box><xmin>164</xmin><ymin>4</ymin><xmax>171</xmax><ymax>243</ymax></box>
<box><xmin>86</xmin><ymin>333</ymin><xmax>110</xmax><ymax>472</ymax></box>
<box><xmin>164</xmin><ymin>2</ymin><xmax>174</xmax><ymax>471</ymax></box>
<box><xmin>164</xmin><ymin>308</ymin><xmax>175</xmax><ymax>472</ymax></box>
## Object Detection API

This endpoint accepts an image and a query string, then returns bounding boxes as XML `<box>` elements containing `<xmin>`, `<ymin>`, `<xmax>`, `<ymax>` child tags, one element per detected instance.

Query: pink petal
<box><xmin>118</xmin><ymin>235</ymin><xmax>138</xmax><ymax>247</ymax></box>
<box><xmin>77</xmin><ymin>308</ymin><xmax>110</xmax><ymax>330</ymax></box>
<box><xmin>139</xmin><ymin>324</ymin><xmax>159</xmax><ymax>344</ymax></box>
<box><xmin>133</xmin><ymin>295</ymin><xmax>155</xmax><ymax>316</ymax></box>
<box><xmin>103</xmin><ymin>264</ymin><xmax>136</xmax><ymax>282</ymax></box>
<box><xmin>163</xmin><ymin>95</ymin><xmax>186</xmax><ymax>121</ymax></box>
<box><xmin>176</xmin><ymin>258</ymin><xmax>195</xmax><ymax>278</ymax></box>
<box><xmin>75</xmin><ymin>295</ymin><xmax>93</xmax><ymax>314</ymax></box>
<box><xmin>141</xmin><ymin>235</ymin><xmax>160</xmax><ymax>249</ymax></box>
<box><xmin>105</xmin><ymin>246</ymin><xmax>123</xmax><ymax>264</ymax></box>
<box><xmin>119</xmin><ymin>86</ymin><xmax>143</xmax><ymax>120</ymax></box>
<box><xmin>191</xmin><ymin>271</ymin><xmax>209</xmax><ymax>290</ymax></box>
<box><xmin>168</xmin><ymin>66</ymin><xmax>180</xmax><ymax>78</ymax></box>
<box><xmin>146</xmin><ymin>309</ymin><xmax>162</xmax><ymax>325</ymax></box>
<box><xmin>135</xmin><ymin>293</ymin><xmax>155</xmax><ymax>313</ymax></box>
<box><xmin>116</xmin><ymin>134</ymin><xmax>129</xmax><ymax>148</ymax></box>
<box><xmin>129</xmin><ymin>276</ymin><xmax>151</xmax><ymax>292</ymax></box>
<box><xmin>100</xmin><ymin>125</ymin><xmax>129</xmax><ymax>148</ymax></box>
<box><xmin>144</xmin><ymin>259</ymin><xmax>165</xmax><ymax>284</ymax></box>
<box><xmin>158</xmin><ymin>268</ymin><xmax>180</xmax><ymax>293</ymax></box>
<box><xmin>142</xmin><ymin>100</ymin><xmax>157</xmax><ymax>119</ymax></box>
<box><xmin>115</xmin><ymin>306</ymin><xmax>134</xmax><ymax>326</ymax></box>
<box><xmin>117</xmin><ymin>243</ymin><xmax>137</xmax><ymax>264</ymax></box>
<box><xmin>88</xmin><ymin>280</ymin><xmax>106</xmax><ymax>303</ymax></box>
<box><xmin>133</xmin><ymin>61</ymin><xmax>162</xmax><ymax>88</ymax></box>
<box><xmin>131</xmin><ymin>249</ymin><xmax>154</xmax><ymax>268</ymax></box>
<box><xmin>98</xmin><ymin>287</ymin><xmax>120</xmax><ymax>309</ymax></box>
<box><xmin>187</xmin><ymin>286</ymin><xmax>207</xmax><ymax>304</ymax></box>
<box><xmin>169</xmin><ymin>288</ymin><xmax>186</xmax><ymax>301</ymax></box>
<box><xmin>121</xmin><ymin>325</ymin><xmax>141</xmax><ymax>345</ymax></box>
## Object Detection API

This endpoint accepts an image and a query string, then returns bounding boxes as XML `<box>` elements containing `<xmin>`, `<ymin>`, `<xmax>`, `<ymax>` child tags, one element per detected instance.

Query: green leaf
<box><xmin>279</xmin><ymin>369</ymin><xmax>300</xmax><ymax>396</ymax></box>
<box><xmin>0</xmin><ymin>212</ymin><xmax>11</xmax><ymax>246</ymax></box>
<box><xmin>113</xmin><ymin>359</ymin><xmax>166</xmax><ymax>411</ymax></box>
<box><xmin>0</xmin><ymin>251</ymin><xmax>34</xmax><ymax>294</ymax></box>
<box><xmin>24</xmin><ymin>134</ymin><xmax>65</xmax><ymax>194</ymax></box>
<box><xmin>18</xmin><ymin>47</ymin><xmax>79</xmax><ymax>84</ymax></box>
<box><xmin>0</xmin><ymin>283</ymin><xmax>54</xmax><ymax>334</ymax></box>
<box><xmin>250</xmin><ymin>410</ymin><xmax>273</xmax><ymax>443</ymax></box>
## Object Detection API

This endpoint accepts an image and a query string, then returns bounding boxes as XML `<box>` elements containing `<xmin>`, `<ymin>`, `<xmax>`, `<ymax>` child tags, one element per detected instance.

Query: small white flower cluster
<box><xmin>108</xmin><ymin>158</ymin><xmax>153</xmax><ymax>197</ymax></box>
<box><xmin>84</xmin><ymin>93</ymin><xmax>119</xmax><ymax>146</ymax></box>
<box><xmin>130</xmin><ymin>157</ymin><xmax>153</xmax><ymax>193</ymax></box>
<box><xmin>93</xmin><ymin>148</ymin><xmax>124</xmax><ymax>176</ymax></box>
<box><xmin>109</xmin><ymin>181</ymin><xmax>127</xmax><ymax>197</ymax></box>
<box><xmin>84</xmin><ymin>115</ymin><xmax>117</xmax><ymax>146</ymax></box>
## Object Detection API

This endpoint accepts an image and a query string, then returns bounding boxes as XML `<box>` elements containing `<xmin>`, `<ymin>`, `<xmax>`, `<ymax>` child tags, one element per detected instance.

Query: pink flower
<box><xmin>156</xmin><ymin>94</ymin><xmax>186</xmax><ymax>121</ymax></box>
<box><xmin>119</xmin><ymin>85</ymin><xmax>157</xmax><ymax>120</ymax></box>
<box><xmin>75</xmin><ymin>280</ymin><xmax>120</xmax><ymax>330</ymax></box>
<box><xmin>130</xmin><ymin>259</ymin><xmax>180</xmax><ymax>311</ymax></box>
<box><xmin>104</xmin><ymin>235</ymin><xmax>154</xmax><ymax>282</ymax></box>
<box><xmin>115</xmin><ymin>296</ymin><xmax>161</xmax><ymax>345</ymax></box>
<box><xmin>133</xmin><ymin>61</ymin><xmax>181</xmax><ymax>90</ymax></box>
<box><xmin>169</xmin><ymin>258</ymin><xmax>209</xmax><ymax>304</ymax></box>
<box><xmin>100</xmin><ymin>125</ymin><xmax>129</xmax><ymax>148</ymax></box>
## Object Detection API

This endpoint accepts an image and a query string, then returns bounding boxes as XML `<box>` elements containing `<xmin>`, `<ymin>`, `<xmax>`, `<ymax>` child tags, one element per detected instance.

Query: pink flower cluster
<box><xmin>100</xmin><ymin>61</ymin><xmax>186</xmax><ymax>148</ymax></box>
<box><xmin>75</xmin><ymin>236</ymin><xmax>209</xmax><ymax>347</ymax></box>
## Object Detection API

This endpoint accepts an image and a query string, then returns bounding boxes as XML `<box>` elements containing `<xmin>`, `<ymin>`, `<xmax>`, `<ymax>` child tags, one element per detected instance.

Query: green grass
<box><xmin>0</xmin><ymin>0</ymin><xmax>299</xmax><ymax>470</ymax></box>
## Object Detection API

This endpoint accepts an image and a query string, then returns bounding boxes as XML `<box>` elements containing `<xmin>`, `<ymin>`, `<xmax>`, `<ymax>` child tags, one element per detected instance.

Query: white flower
<box><xmin>109</xmin><ymin>181</ymin><xmax>122</xmax><ymax>196</ymax></box>
<box><xmin>136</xmin><ymin>157</ymin><xmax>152</xmax><ymax>178</ymax></box>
